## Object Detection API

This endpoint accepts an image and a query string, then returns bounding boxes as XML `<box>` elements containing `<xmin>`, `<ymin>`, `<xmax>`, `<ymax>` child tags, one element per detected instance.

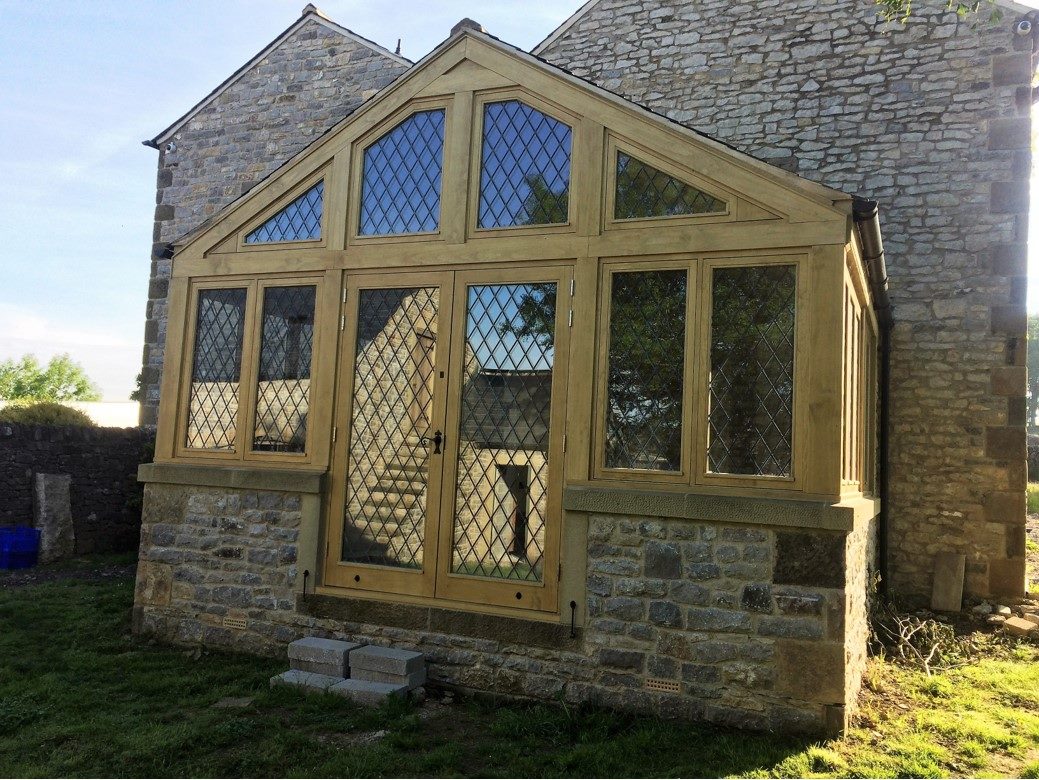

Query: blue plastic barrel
<box><xmin>0</xmin><ymin>527</ymin><xmax>41</xmax><ymax>570</ymax></box>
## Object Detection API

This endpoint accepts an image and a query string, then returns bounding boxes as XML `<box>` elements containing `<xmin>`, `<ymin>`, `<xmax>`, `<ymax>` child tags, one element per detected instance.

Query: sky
<box><xmin>0</xmin><ymin>1</ymin><xmax>1037</xmax><ymax>400</ymax></box>
<box><xmin>0</xmin><ymin>0</ymin><xmax>573</xmax><ymax>400</ymax></box>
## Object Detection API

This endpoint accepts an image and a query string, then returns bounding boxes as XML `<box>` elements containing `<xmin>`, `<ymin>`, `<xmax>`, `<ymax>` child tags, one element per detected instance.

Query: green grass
<box><xmin>1</xmin><ymin>559</ymin><xmax>1038</xmax><ymax>778</ymax></box>
<box><xmin>1027</xmin><ymin>482</ymin><xmax>1039</xmax><ymax>515</ymax></box>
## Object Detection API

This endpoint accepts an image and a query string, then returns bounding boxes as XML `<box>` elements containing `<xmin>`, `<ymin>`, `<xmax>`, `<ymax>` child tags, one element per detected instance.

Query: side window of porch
<box><xmin>359</xmin><ymin>109</ymin><xmax>446</xmax><ymax>236</ymax></box>
<box><xmin>253</xmin><ymin>285</ymin><xmax>316</xmax><ymax>454</ymax></box>
<box><xmin>185</xmin><ymin>288</ymin><xmax>247</xmax><ymax>451</ymax></box>
<box><xmin>478</xmin><ymin>100</ymin><xmax>572</xmax><ymax>229</ymax></box>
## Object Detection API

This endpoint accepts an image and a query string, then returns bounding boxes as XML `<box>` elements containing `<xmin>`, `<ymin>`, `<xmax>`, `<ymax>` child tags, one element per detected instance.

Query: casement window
<box><xmin>178</xmin><ymin>278</ymin><xmax>323</xmax><ymax>462</ymax></box>
<box><xmin>597</xmin><ymin>257</ymin><xmax>804</xmax><ymax>488</ymax></box>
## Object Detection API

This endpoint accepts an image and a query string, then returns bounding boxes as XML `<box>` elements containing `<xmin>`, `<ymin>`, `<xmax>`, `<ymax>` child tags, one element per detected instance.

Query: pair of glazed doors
<box><xmin>323</xmin><ymin>264</ymin><xmax>572</xmax><ymax>612</ymax></box>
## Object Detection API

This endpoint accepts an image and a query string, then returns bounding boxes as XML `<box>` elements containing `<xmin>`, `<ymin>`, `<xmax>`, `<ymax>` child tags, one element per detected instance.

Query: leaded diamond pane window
<box><xmin>615</xmin><ymin>152</ymin><xmax>726</xmax><ymax>220</ymax></box>
<box><xmin>709</xmin><ymin>265</ymin><xmax>796</xmax><ymax>477</ymax></box>
<box><xmin>359</xmin><ymin>109</ymin><xmax>445</xmax><ymax>235</ymax></box>
<box><xmin>605</xmin><ymin>270</ymin><xmax>687</xmax><ymax>471</ymax></box>
<box><xmin>244</xmin><ymin>182</ymin><xmax>323</xmax><ymax>243</ymax></box>
<box><xmin>185</xmin><ymin>288</ymin><xmax>247</xmax><ymax>451</ymax></box>
<box><xmin>342</xmin><ymin>287</ymin><xmax>440</xmax><ymax>569</ymax></box>
<box><xmin>478</xmin><ymin>100</ymin><xmax>572</xmax><ymax>229</ymax></box>
<box><xmin>252</xmin><ymin>285</ymin><xmax>316</xmax><ymax>454</ymax></box>
<box><xmin>452</xmin><ymin>283</ymin><xmax>556</xmax><ymax>582</ymax></box>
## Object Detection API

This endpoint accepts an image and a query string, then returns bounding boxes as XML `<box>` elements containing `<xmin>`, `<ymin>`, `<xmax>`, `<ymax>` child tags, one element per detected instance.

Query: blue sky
<box><xmin>0</xmin><ymin>1</ymin><xmax>1036</xmax><ymax>400</ymax></box>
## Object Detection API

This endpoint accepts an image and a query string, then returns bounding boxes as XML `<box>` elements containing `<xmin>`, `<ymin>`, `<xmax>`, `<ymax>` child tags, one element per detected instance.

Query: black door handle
<box><xmin>420</xmin><ymin>430</ymin><xmax>443</xmax><ymax>454</ymax></box>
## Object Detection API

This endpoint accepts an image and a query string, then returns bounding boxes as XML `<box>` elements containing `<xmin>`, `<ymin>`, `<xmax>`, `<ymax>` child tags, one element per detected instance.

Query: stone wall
<box><xmin>537</xmin><ymin>0</ymin><xmax>1034</xmax><ymax>599</ymax></box>
<box><xmin>0</xmin><ymin>424</ymin><xmax>155</xmax><ymax>553</ymax></box>
<box><xmin>140</xmin><ymin>16</ymin><xmax>410</xmax><ymax>426</ymax></box>
<box><xmin>135</xmin><ymin>481</ymin><xmax>871</xmax><ymax>735</ymax></box>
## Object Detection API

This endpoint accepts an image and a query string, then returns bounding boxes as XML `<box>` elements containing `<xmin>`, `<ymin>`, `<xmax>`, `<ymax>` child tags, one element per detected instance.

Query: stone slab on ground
<box><xmin>270</xmin><ymin>669</ymin><xmax>343</xmax><ymax>693</ymax></box>
<box><xmin>288</xmin><ymin>637</ymin><xmax>362</xmax><ymax>677</ymax></box>
<box><xmin>352</xmin><ymin>666</ymin><xmax>427</xmax><ymax>690</ymax></box>
<box><xmin>349</xmin><ymin>645</ymin><xmax>424</xmax><ymax>676</ymax></box>
<box><xmin>1023</xmin><ymin>612</ymin><xmax>1039</xmax><ymax>627</ymax></box>
<box><xmin>329</xmin><ymin>678</ymin><xmax>408</xmax><ymax>705</ymax></box>
<box><xmin>1004</xmin><ymin>616</ymin><xmax>1038</xmax><ymax>637</ymax></box>
<box><xmin>33</xmin><ymin>473</ymin><xmax>73</xmax><ymax>564</ymax></box>
<box><xmin>930</xmin><ymin>552</ymin><xmax>965</xmax><ymax>612</ymax></box>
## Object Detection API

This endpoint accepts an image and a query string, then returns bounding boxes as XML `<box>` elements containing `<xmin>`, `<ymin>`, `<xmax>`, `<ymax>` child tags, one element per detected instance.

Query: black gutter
<box><xmin>852</xmin><ymin>197</ymin><xmax>892</xmax><ymax>596</ymax></box>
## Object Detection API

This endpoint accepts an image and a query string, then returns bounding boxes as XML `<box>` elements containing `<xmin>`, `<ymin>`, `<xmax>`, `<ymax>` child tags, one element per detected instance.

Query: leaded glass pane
<box><xmin>244</xmin><ymin>182</ymin><xmax>323</xmax><ymax>243</ymax></box>
<box><xmin>359</xmin><ymin>109</ymin><xmax>445</xmax><ymax>235</ymax></box>
<box><xmin>709</xmin><ymin>265</ymin><xmax>796</xmax><ymax>477</ymax></box>
<box><xmin>342</xmin><ymin>287</ymin><xmax>439</xmax><ymax>568</ymax></box>
<box><xmin>253</xmin><ymin>285</ymin><xmax>316</xmax><ymax>454</ymax></box>
<box><xmin>185</xmin><ymin>288</ymin><xmax>247</xmax><ymax>450</ymax></box>
<box><xmin>605</xmin><ymin>270</ymin><xmax>687</xmax><ymax>471</ymax></box>
<box><xmin>615</xmin><ymin>152</ymin><xmax>726</xmax><ymax>220</ymax></box>
<box><xmin>452</xmin><ymin>283</ymin><xmax>556</xmax><ymax>582</ymax></box>
<box><xmin>478</xmin><ymin>100</ymin><xmax>572</xmax><ymax>229</ymax></box>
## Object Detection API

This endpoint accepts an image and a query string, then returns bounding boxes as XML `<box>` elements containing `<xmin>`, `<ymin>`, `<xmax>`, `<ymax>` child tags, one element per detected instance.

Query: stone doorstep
<box><xmin>1004</xmin><ymin>616</ymin><xmax>1038</xmax><ymax>637</ymax></box>
<box><xmin>287</xmin><ymin>637</ymin><xmax>362</xmax><ymax>677</ymax></box>
<box><xmin>349</xmin><ymin>645</ymin><xmax>424</xmax><ymax>676</ymax></box>
<box><xmin>329</xmin><ymin>678</ymin><xmax>409</xmax><ymax>706</ymax></box>
<box><xmin>352</xmin><ymin>666</ymin><xmax>427</xmax><ymax>690</ymax></box>
<box><xmin>290</xmin><ymin>659</ymin><xmax>350</xmax><ymax>677</ymax></box>
<box><xmin>270</xmin><ymin>670</ymin><xmax>343</xmax><ymax>693</ymax></box>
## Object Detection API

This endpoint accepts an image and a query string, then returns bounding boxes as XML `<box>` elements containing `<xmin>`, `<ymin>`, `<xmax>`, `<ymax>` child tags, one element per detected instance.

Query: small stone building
<box><xmin>134</xmin><ymin>1</ymin><xmax>1034</xmax><ymax>735</ymax></box>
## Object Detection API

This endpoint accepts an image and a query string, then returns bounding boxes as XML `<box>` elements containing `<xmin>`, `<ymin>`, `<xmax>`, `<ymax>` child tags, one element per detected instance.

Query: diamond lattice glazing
<box><xmin>359</xmin><ymin>110</ymin><xmax>445</xmax><ymax>235</ymax></box>
<box><xmin>605</xmin><ymin>270</ymin><xmax>687</xmax><ymax>471</ymax></box>
<box><xmin>452</xmin><ymin>283</ymin><xmax>556</xmax><ymax>582</ymax></box>
<box><xmin>478</xmin><ymin>101</ymin><xmax>572</xmax><ymax>229</ymax></box>
<box><xmin>245</xmin><ymin>182</ymin><xmax>323</xmax><ymax>243</ymax></box>
<box><xmin>342</xmin><ymin>287</ymin><xmax>439</xmax><ymax>569</ymax></box>
<box><xmin>708</xmin><ymin>265</ymin><xmax>796</xmax><ymax>477</ymax></box>
<box><xmin>185</xmin><ymin>288</ymin><xmax>247</xmax><ymax>450</ymax></box>
<box><xmin>253</xmin><ymin>285</ymin><xmax>316</xmax><ymax>454</ymax></box>
<box><xmin>615</xmin><ymin>152</ymin><xmax>726</xmax><ymax>220</ymax></box>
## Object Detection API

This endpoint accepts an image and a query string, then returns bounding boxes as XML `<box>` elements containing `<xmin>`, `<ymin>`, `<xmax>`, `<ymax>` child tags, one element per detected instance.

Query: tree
<box><xmin>874</xmin><ymin>0</ymin><xmax>1001</xmax><ymax>22</ymax></box>
<box><xmin>129</xmin><ymin>371</ymin><xmax>144</xmax><ymax>402</ymax></box>
<box><xmin>0</xmin><ymin>354</ymin><xmax>102</xmax><ymax>402</ymax></box>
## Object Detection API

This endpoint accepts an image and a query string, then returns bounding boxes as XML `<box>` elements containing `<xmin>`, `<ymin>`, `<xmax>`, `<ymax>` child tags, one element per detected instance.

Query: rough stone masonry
<box><xmin>536</xmin><ymin>0</ymin><xmax>1034</xmax><ymax>601</ymax></box>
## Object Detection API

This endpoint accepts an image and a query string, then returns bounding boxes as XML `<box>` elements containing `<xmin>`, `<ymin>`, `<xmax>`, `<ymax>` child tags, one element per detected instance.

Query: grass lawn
<box><xmin>1</xmin><ymin>558</ymin><xmax>1038</xmax><ymax>778</ymax></box>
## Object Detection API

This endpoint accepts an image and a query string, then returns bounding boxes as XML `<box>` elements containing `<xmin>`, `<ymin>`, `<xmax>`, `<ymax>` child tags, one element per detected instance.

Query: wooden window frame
<box><xmin>467</xmin><ymin>88</ymin><xmax>580</xmax><ymax>240</ymax></box>
<box><xmin>236</xmin><ymin>169</ymin><xmax>329</xmax><ymax>253</ymax></box>
<box><xmin>593</xmin><ymin>258</ymin><xmax>695</xmax><ymax>484</ymax></box>
<box><xmin>603</xmin><ymin>135</ymin><xmax>733</xmax><ymax>232</ymax></box>
<box><xmin>173</xmin><ymin>272</ymin><xmax>330</xmax><ymax>466</ymax></box>
<box><xmin>347</xmin><ymin>98</ymin><xmax>453</xmax><ymax>246</ymax></box>
<box><xmin>693</xmin><ymin>253</ymin><xmax>809</xmax><ymax>493</ymax></box>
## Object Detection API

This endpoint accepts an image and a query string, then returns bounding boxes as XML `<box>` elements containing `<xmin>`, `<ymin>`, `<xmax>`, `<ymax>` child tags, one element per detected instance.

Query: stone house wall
<box><xmin>140</xmin><ymin>16</ymin><xmax>410</xmax><ymax>426</ymax></box>
<box><xmin>0</xmin><ymin>423</ymin><xmax>155</xmax><ymax>553</ymax></box>
<box><xmin>135</xmin><ymin>481</ymin><xmax>872</xmax><ymax>735</ymax></box>
<box><xmin>536</xmin><ymin>0</ymin><xmax>1035</xmax><ymax>599</ymax></box>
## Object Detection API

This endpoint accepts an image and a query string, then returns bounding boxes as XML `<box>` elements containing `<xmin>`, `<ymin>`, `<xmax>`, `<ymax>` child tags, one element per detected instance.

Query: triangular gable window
<box><xmin>615</xmin><ymin>152</ymin><xmax>726</xmax><ymax>220</ymax></box>
<box><xmin>245</xmin><ymin>181</ymin><xmax>324</xmax><ymax>244</ymax></box>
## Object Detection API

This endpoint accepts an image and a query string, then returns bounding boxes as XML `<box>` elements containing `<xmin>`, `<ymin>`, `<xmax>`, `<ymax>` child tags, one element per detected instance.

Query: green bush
<box><xmin>0</xmin><ymin>401</ymin><xmax>94</xmax><ymax>427</ymax></box>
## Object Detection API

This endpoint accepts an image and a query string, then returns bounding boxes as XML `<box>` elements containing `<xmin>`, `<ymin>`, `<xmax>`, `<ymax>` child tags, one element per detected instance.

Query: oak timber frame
<box><xmin>151</xmin><ymin>27</ymin><xmax>880</xmax><ymax>623</ymax></box>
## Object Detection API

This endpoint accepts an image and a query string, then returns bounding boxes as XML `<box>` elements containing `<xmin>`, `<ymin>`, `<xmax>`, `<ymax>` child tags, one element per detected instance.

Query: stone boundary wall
<box><xmin>537</xmin><ymin>0</ymin><xmax>1035</xmax><ymax>600</ymax></box>
<box><xmin>139</xmin><ymin>19</ymin><xmax>409</xmax><ymax>426</ymax></box>
<box><xmin>134</xmin><ymin>482</ymin><xmax>876</xmax><ymax>735</ymax></box>
<box><xmin>0</xmin><ymin>424</ymin><xmax>155</xmax><ymax>553</ymax></box>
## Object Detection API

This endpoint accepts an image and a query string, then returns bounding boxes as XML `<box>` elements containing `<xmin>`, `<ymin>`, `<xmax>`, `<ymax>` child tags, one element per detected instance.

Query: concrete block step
<box><xmin>288</xmin><ymin>637</ymin><xmax>361</xmax><ymax>678</ymax></box>
<box><xmin>270</xmin><ymin>670</ymin><xmax>343</xmax><ymax>693</ymax></box>
<box><xmin>353</xmin><ymin>666</ymin><xmax>427</xmax><ymax>690</ymax></box>
<box><xmin>329</xmin><ymin>678</ymin><xmax>408</xmax><ymax>705</ymax></box>
<box><xmin>350</xmin><ymin>645</ymin><xmax>424</xmax><ymax>676</ymax></box>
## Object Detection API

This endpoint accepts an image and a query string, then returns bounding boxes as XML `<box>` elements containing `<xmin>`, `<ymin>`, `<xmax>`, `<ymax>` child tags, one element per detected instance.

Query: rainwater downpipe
<box><xmin>852</xmin><ymin>197</ymin><xmax>892</xmax><ymax>596</ymax></box>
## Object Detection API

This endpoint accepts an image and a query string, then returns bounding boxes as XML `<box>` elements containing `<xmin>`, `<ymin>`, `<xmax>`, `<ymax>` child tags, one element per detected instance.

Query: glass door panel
<box><xmin>324</xmin><ymin>272</ymin><xmax>453</xmax><ymax>596</ymax></box>
<box><xmin>436</xmin><ymin>268</ymin><xmax>571</xmax><ymax>611</ymax></box>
